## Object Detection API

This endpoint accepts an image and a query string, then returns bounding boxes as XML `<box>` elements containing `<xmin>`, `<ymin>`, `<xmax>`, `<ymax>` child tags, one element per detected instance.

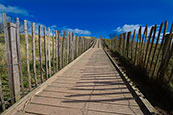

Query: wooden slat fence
<box><xmin>0</xmin><ymin>13</ymin><xmax>94</xmax><ymax>113</ymax></box>
<box><xmin>101</xmin><ymin>21</ymin><xmax>173</xmax><ymax>84</ymax></box>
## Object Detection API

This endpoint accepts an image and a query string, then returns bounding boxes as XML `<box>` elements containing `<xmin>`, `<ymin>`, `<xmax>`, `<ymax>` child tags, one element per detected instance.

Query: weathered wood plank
<box><xmin>52</xmin><ymin>30</ymin><xmax>55</xmax><ymax>73</ymax></box>
<box><xmin>126</xmin><ymin>32</ymin><xmax>131</xmax><ymax>58</ymax></box>
<box><xmin>60</xmin><ymin>30</ymin><xmax>63</xmax><ymax>69</ymax></box>
<box><xmin>134</xmin><ymin>26</ymin><xmax>141</xmax><ymax>65</ymax></box>
<box><xmin>38</xmin><ymin>25</ymin><xmax>44</xmax><ymax>82</ymax></box>
<box><xmin>139</xmin><ymin>25</ymin><xmax>147</xmax><ymax>65</ymax></box>
<box><xmin>9</xmin><ymin>22</ymin><xmax>21</xmax><ymax>101</ymax></box>
<box><xmin>16</xmin><ymin>18</ymin><xmax>24</xmax><ymax>93</ymax></box>
<box><xmin>131</xmin><ymin>30</ymin><xmax>136</xmax><ymax>61</ymax></box>
<box><xmin>48</xmin><ymin>28</ymin><xmax>51</xmax><ymax>76</ymax></box>
<box><xmin>55</xmin><ymin>30</ymin><xmax>58</xmax><ymax>71</ymax></box>
<box><xmin>141</xmin><ymin>26</ymin><xmax>148</xmax><ymax>65</ymax></box>
<box><xmin>146</xmin><ymin>25</ymin><xmax>157</xmax><ymax>69</ymax></box>
<box><xmin>3</xmin><ymin>13</ymin><xmax>14</xmax><ymax>104</ymax></box>
<box><xmin>143</xmin><ymin>27</ymin><xmax>154</xmax><ymax>67</ymax></box>
<box><xmin>66</xmin><ymin>32</ymin><xmax>69</xmax><ymax>64</ymax></box>
<box><xmin>24</xmin><ymin>20</ymin><xmax>31</xmax><ymax>90</ymax></box>
<box><xmin>57</xmin><ymin>30</ymin><xmax>60</xmax><ymax>70</ymax></box>
<box><xmin>44</xmin><ymin>27</ymin><xmax>48</xmax><ymax>80</ymax></box>
<box><xmin>32</xmin><ymin>23</ymin><xmax>38</xmax><ymax>86</ymax></box>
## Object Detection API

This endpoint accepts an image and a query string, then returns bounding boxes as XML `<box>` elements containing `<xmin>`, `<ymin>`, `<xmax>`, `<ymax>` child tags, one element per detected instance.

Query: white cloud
<box><xmin>115</xmin><ymin>24</ymin><xmax>141</xmax><ymax>33</ymax></box>
<box><xmin>115</xmin><ymin>24</ymin><xmax>154</xmax><ymax>36</ymax></box>
<box><xmin>50</xmin><ymin>25</ymin><xmax>57</xmax><ymax>28</ymax></box>
<box><xmin>65</xmin><ymin>28</ymin><xmax>91</xmax><ymax>35</ymax></box>
<box><xmin>0</xmin><ymin>4</ymin><xmax>29</xmax><ymax>16</ymax></box>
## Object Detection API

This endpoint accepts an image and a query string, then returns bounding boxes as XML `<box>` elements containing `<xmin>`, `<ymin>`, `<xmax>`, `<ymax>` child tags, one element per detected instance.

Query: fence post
<box><xmin>66</xmin><ymin>32</ymin><xmax>69</xmax><ymax>64</ymax></box>
<box><xmin>141</xmin><ymin>26</ymin><xmax>148</xmax><ymax>65</ymax></box>
<box><xmin>146</xmin><ymin>25</ymin><xmax>157</xmax><ymax>69</ymax></box>
<box><xmin>55</xmin><ymin>30</ymin><xmax>58</xmax><ymax>71</ymax></box>
<box><xmin>58</xmin><ymin>30</ymin><xmax>60</xmax><ymax>70</ymax></box>
<box><xmin>48</xmin><ymin>28</ymin><xmax>51</xmax><ymax>76</ymax></box>
<box><xmin>126</xmin><ymin>32</ymin><xmax>131</xmax><ymax>58</ymax></box>
<box><xmin>32</xmin><ymin>23</ymin><xmax>38</xmax><ymax>86</ymax></box>
<box><xmin>131</xmin><ymin>30</ymin><xmax>136</xmax><ymax>61</ymax></box>
<box><xmin>38</xmin><ymin>25</ymin><xmax>44</xmax><ymax>82</ymax></box>
<box><xmin>52</xmin><ymin>30</ymin><xmax>55</xmax><ymax>73</ymax></box>
<box><xmin>5</xmin><ymin>22</ymin><xmax>21</xmax><ymax>102</ymax></box>
<box><xmin>44</xmin><ymin>27</ymin><xmax>48</xmax><ymax>79</ymax></box>
<box><xmin>24</xmin><ymin>20</ymin><xmax>31</xmax><ymax>90</ymax></box>
<box><xmin>16</xmin><ymin>18</ymin><xmax>24</xmax><ymax>94</ymax></box>
<box><xmin>143</xmin><ymin>27</ymin><xmax>154</xmax><ymax>67</ymax></box>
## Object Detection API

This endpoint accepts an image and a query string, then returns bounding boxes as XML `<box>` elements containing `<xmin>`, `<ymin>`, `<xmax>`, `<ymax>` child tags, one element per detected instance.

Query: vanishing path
<box><xmin>19</xmin><ymin>40</ymin><xmax>145</xmax><ymax>115</ymax></box>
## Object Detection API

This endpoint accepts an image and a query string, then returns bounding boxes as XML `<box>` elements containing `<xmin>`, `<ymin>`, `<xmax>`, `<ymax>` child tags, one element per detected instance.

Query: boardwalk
<box><xmin>14</xmin><ymin>40</ymin><xmax>146</xmax><ymax>115</ymax></box>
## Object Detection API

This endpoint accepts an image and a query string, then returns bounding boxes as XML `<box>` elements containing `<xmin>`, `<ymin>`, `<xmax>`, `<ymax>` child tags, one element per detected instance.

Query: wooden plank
<box><xmin>76</xmin><ymin>36</ymin><xmax>79</xmax><ymax>57</ymax></box>
<box><xmin>8</xmin><ymin>22</ymin><xmax>21</xmax><ymax>101</ymax></box>
<box><xmin>66</xmin><ymin>32</ymin><xmax>69</xmax><ymax>64</ymax></box>
<box><xmin>75</xmin><ymin>35</ymin><xmax>78</xmax><ymax>58</ymax></box>
<box><xmin>141</xmin><ymin>26</ymin><xmax>148</xmax><ymax>65</ymax></box>
<box><xmin>72</xmin><ymin>35</ymin><xmax>76</xmax><ymax>60</ymax></box>
<box><xmin>126</xmin><ymin>32</ymin><xmax>131</xmax><ymax>58</ymax></box>
<box><xmin>139</xmin><ymin>25</ymin><xmax>147</xmax><ymax>65</ymax></box>
<box><xmin>16</xmin><ymin>18</ymin><xmax>24</xmax><ymax>93</ymax></box>
<box><xmin>24</xmin><ymin>20</ymin><xmax>31</xmax><ymax>90</ymax></box>
<box><xmin>146</xmin><ymin>25</ymin><xmax>157</xmax><ymax>69</ymax></box>
<box><xmin>32</xmin><ymin>23</ymin><xmax>38</xmax><ymax>86</ymax></box>
<box><xmin>55</xmin><ymin>30</ymin><xmax>58</xmax><ymax>72</ymax></box>
<box><xmin>52</xmin><ymin>30</ymin><xmax>55</xmax><ymax>73</ymax></box>
<box><xmin>149</xmin><ymin>23</ymin><xmax>163</xmax><ymax>75</ymax></box>
<box><xmin>118</xmin><ymin>34</ymin><xmax>121</xmax><ymax>54</ymax></box>
<box><xmin>131</xmin><ymin>30</ymin><xmax>136</xmax><ymax>61</ymax></box>
<box><xmin>38</xmin><ymin>25</ymin><xmax>44</xmax><ymax>82</ymax></box>
<box><xmin>57</xmin><ymin>30</ymin><xmax>60</xmax><ymax>70</ymax></box>
<box><xmin>143</xmin><ymin>27</ymin><xmax>154</xmax><ymax>67</ymax></box>
<box><xmin>123</xmin><ymin>32</ymin><xmax>127</xmax><ymax>56</ymax></box>
<box><xmin>61</xmin><ymin>31</ymin><xmax>65</xmax><ymax>68</ymax></box>
<box><xmin>60</xmin><ymin>30</ymin><xmax>63</xmax><ymax>69</ymax></box>
<box><xmin>135</xmin><ymin>26</ymin><xmax>141</xmax><ymax>65</ymax></box>
<box><xmin>3</xmin><ymin>13</ymin><xmax>14</xmax><ymax>103</ymax></box>
<box><xmin>152</xmin><ymin>21</ymin><xmax>168</xmax><ymax>78</ymax></box>
<box><xmin>72</xmin><ymin>33</ymin><xmax>75</xmax><ymax>60</ymax></box>
<box><xmin>48</xmin><ymin>28</ymin><xmax>51</xmax><ymax>76</ymax></box>
<box><xmin>69</xmin><ymin>32</ymin><xmax>72</xmax><ymax>61</ymax></box>
<box><xmin>44</xmin><ymin>27</ymin><xmax>48</xmax><ymax>80</ymax></box>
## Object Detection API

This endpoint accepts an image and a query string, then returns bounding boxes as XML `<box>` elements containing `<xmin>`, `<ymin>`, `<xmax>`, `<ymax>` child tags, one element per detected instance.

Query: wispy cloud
<box><xmin>114</xmin><ymin>24</ymin><xmax>154</xmax><ymax>36</ymax></box>
<box><xmin>115</xmin><ymin>24</ymin><xmax>141</xmax><ymax>33</ymax></box>
<box><xmin>50</xmin><ymin>25</ymin><xmax>57</xmax><ymax>29</ymax></box>
<box><xmin>0</xmin><ymin>4</ymin><xmax>29</xmax><ymax>16</ymax></box>
<box><xmin>65</xmin><ymin>28</ymin><xmax>91</xmax><ymax>35</ymax></box>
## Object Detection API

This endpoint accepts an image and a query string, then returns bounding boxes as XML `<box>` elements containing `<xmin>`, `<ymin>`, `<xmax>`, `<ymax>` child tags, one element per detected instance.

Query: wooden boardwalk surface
<box><xmin>14</xmin><ymin>40</ymin><xmax>146</xmax><ymax>115</ymax></box>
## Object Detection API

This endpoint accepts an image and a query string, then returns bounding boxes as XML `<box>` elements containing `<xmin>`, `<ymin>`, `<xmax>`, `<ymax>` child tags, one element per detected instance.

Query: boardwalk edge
<box><xmin>103</xmin><ymin>48</ymin><xmax>159</xmax><ymax>115</ymax></box>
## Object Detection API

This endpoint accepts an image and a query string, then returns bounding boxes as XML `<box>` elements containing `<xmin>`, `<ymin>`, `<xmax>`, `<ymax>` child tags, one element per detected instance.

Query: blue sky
<box><xmin>0</xmin><ymin>0</ymin><xmax>172</xmax><ymax>38</ymax></box>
